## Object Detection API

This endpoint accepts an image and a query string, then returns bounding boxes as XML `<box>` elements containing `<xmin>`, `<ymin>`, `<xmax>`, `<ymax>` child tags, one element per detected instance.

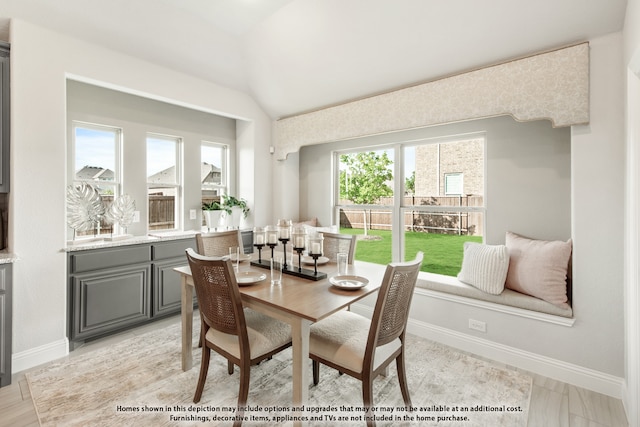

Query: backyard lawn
<box><xmin>340</xmin><ymin>228</ymin><xmax>482</xmax><ymax>277</ymax></box>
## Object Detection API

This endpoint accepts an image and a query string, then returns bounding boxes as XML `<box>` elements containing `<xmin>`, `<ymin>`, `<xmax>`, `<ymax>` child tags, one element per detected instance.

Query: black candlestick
<box><xmin>279</xmin><ymin>238</ymin><xmax>290</xmax><ymax>270</ymax></box>
<box><xmin>267</xmin><ymin>242</ymin><xmax>277</xmax><ymax>259</ymax></box>
<box><xmin>293</xmin><ymin>247</ymin><xmax>305</xmax><ymax>272</ymax></box>
<box><xmin>309</xmin><ymin>253</ymin><xmax>322</xmax><ymax>275</ymax></box>
<box><xmin>253</xmin><ymin>243</ymin><xmax>265</xmax><ymax>263</ymax></box>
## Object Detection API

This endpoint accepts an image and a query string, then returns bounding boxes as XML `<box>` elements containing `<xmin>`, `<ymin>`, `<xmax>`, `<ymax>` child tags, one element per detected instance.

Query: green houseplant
<box><xmin>221</xmin><ymin>195</ymin><xmax>249</xmax><ymax>228</ymax></box>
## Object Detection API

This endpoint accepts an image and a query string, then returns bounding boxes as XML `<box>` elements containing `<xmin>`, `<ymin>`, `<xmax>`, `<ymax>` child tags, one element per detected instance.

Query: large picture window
<box><xmin>147</xmin><ymin>134</ymin><xmax>182</xmax><ymax>231</ymax></box>
<box><xmin>335</xmin><ymin>136</ymin><xmax>485</xmax><ymax>277</ymax></box>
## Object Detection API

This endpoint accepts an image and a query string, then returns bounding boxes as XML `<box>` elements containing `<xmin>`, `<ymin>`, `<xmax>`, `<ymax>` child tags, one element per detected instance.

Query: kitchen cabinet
<box><xmin>67</xmin><ymin>237</ymin><xmax>195</xmax><ymax>348</ymax></box>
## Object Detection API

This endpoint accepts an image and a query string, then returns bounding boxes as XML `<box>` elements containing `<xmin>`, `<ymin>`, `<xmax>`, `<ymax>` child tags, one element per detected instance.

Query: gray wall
<box><xmin>66</xmin><ymin>80</ymin><xmax>237</xmax><ymax>236</ymax></box>
<box><xmin>299</xmin><ymin>115</ymin><xmax>571</xmax><ymax>244</ymax></box>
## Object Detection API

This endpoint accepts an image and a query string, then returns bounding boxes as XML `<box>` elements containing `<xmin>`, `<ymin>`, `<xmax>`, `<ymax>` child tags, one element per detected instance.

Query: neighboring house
<box><xmin>74</xmin><ymin>165</ymin><xmax>114</xmax><ymax>181</ymax></box>
<box><xmin>147</xmin><ymin>162</ymin><xmax>220</xmax><ymax>189</ymax></box>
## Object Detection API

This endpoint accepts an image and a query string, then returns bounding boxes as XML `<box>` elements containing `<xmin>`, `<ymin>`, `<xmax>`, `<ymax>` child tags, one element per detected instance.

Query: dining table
<box><xmin>174</xmin><ymin>254</ymin><xmax>386</xmax><ymax>422</ymax></box>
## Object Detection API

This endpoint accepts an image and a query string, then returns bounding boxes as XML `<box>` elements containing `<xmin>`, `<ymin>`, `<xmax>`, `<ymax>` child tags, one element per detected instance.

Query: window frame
<box><xmin>201</xmin><ymin>141</ymin><xmax>229</xmax><ymax>198</ymax></box>
<box><xmin>333</xmin><ymin>134</ymin><xmax>487</xmax><ymax>273</ymax></box>
<box><xmin>70</xmin><ymin>121</ymin><xmax>122</xmax><ymax>235</ymax></box>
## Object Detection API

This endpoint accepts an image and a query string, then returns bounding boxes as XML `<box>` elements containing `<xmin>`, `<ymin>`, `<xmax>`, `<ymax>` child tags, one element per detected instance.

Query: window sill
<box><xmin>416</xmin><ymin>272</ymin><xmax>575</xmax><ymax>327</ymax></box>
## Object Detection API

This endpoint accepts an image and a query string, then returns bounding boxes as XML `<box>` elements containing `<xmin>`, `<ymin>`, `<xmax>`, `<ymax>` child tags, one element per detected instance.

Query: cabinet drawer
<box><xmin>70</xmin><ymin>245</ymin><xmax>151</xmax><ymax>273</ymax></box>
<box><xmin>152</xmin><ymin>238</ymin><xmax>195</xmax><ymax>261</ymax></box>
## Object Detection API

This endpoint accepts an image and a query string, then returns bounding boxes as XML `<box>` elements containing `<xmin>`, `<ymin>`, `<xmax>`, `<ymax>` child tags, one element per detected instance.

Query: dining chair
<box><xmin>195</xmin><ymin>230</ymin><xmax>242</xmax><ymax>256</ymax></box>
<box><xmin>309</xmin><ymin>251</ymin><xmax>424</xmax><ymax>427</ymax></box>
<box><xmin>185</xmin><ymin>249</ymin><xmax>292</xmax><ymax>425</ymax></box>
<box><xmin>321</xmin><ymin>232</ymin><xmax>357</xmax><ymax>263</ymax></box>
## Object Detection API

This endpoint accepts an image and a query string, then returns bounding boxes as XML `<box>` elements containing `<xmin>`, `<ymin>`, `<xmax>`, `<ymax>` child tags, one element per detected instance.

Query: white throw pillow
<box><xmin>457</xmin><ymin>242</ymin><xmax>510</xmax><ymax>295</ymax></box>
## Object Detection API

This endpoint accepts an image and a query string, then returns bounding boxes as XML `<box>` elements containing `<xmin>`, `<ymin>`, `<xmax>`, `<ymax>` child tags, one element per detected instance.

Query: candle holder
<box><xmin>308</xmin><ymin>233</ymin><xmax>324</xmax><ymax>276</ymax></box>
<box><xmin>291</xmin><ymin>226</ymin><xmax>307</xmax><ymax>272</ymax></box>
<box><xmin>251</xmin><ymin>226</ymin><xmax>327</xmax><ymax>281</ymax></box>
<box><xmin>277</xmin><ymin>219</ymin><xmax>292</xmax><ymax>270</ymax></box>
<box><xmin>265</xmin><ymin>225</ymin><xmax>279</xmax><ymax>259</ymax></box>
<box><xmin>253</xmin><ymin>227</ymin><xmax>266</xmax><ymax>263</ymax></box>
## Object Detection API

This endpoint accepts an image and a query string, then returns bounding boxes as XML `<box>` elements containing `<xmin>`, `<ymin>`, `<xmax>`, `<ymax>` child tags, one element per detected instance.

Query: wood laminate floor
<box><xmin>0</xmin><ymin>315</ymin><xmax>629</xmax><ymax>427</ymax></box>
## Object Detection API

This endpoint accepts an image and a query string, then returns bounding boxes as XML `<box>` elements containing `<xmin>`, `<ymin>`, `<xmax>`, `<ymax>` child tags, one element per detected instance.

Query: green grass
<box><xmin>340</xmin><ymin>228</ymin><xmax>482</xmax><ymax>276</ymax></box>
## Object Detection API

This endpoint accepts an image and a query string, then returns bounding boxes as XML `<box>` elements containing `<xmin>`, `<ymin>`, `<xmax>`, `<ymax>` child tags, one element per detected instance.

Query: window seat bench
<box><xmin>416</xmin><ymin>273</ymin><xmax>573</xmax><ymax>322</ymax></box>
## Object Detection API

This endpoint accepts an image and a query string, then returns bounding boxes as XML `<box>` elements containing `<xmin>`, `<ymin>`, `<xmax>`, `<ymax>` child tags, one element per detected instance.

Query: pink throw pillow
<box><xmin>505</xmin><ymin>231</ymin><xmax>572</xmax><ymax>306</ymax></box>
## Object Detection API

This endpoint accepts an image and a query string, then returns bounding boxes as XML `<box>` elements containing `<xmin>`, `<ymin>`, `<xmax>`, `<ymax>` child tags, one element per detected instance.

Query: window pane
<box><xmin>338</xmin><ymin>149</ymin><xmax>394</xmax><ymax>205</ymax></box>
<box><xmin>201</xmin><ymin>143</ymin><xmax>225</xmax><ymax>200</ymax></box>
<box><xmin>74</xmin><ymin>126</ymin><xmax>117</xmax><ymax>182</ymax></box>
<box><xmin>72</xmin><ymin>124</ymin><xmax>119</xmax><ymax>237</ymax></box>
<box><xmin>337</xmin><ymin>149</ymin><xmax>394</xmax><ymax>265</ymax></box>
<box><xmin>403</xmin><ymin>137</ymin><xmax>485</xmax><ymax>275</ymax></box>
<box><xmin>147</xmin><ymin>135</ymin><xmax>179</xmax><ymax>230</ymax></box>
<box><xmin>338</xmin><ymin>208</ymin><xmax>392</xmax><ymax>266</ymax></box>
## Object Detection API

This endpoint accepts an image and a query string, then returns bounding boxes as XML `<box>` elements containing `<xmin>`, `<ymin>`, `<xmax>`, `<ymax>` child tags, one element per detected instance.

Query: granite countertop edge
<box><xmin>63</xmin><ymin>230</ymin><xmax>201</xmax><ymax>252</ymax></box>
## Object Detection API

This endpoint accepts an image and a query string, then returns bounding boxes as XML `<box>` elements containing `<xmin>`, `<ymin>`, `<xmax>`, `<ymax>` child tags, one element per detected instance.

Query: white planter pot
<box><xmin>228</xmin><ymin>206</ymin><xmax>243</xmax><ymax>229</ymax></box>
<box><xmin>203</xmin><ymin>210</ymin><xmax>223</xmax><ymax>231</ymax></box>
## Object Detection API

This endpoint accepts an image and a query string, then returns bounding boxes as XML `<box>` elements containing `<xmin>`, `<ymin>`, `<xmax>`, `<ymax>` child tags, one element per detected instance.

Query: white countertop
<box><xmin>0</xmin><ymin>251</ymin><xmax>18</xmax><ymax>264</ymax></box>
<box><xmin>64</xmin><ymin>230</ymin><xmax>201</xmax><ymax>252</ymax></box>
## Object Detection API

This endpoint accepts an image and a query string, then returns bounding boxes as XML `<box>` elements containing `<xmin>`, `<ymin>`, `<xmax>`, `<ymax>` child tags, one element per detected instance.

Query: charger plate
<box><xmin>329</xmin><ymin>275</ymin><xmax>369</xmax><ymax>290</ymax></box>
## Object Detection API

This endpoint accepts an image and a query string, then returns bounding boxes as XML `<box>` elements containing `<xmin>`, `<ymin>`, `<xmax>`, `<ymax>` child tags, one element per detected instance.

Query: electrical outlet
<box><xmin>468</xmin><ymin>319</ymin><xmax>486</xmax><ymax>333</ymax></box>
<box><xmin>190</xmin><ymin>209</ymin><xmax>197</xmax><ymax>220</ymax></box>
<box><xmin>133</xmin><ymin>211</ymin><xmax>140</xmax><ymax>223</ymax></box>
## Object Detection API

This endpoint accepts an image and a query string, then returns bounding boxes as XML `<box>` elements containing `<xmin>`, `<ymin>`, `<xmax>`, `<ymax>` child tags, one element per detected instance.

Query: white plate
<box><xmin>329</xmin><ymin>275</ymin><xmax>369</xmax><ymax>290</ymax></box>
<box><xmin>301</xmin><ymin>256</ymin><xmax>330</xmax><ymax>265</ymax></box>
<box><xmin>235</xmin><ymin>271</ymin><xmax>266</xmax><ymax>285</ymax></box>
<box><xmin>230</xmin><ymin>253</ymin><xmax>252</xmax><ymax>262</ymax></box>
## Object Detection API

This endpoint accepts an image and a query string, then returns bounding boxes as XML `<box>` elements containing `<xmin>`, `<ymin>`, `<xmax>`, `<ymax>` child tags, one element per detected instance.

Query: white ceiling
<box><xmin>0</xmin><ymin>0</ymin><xmax>628</xmax><ymax>119</ymax></box>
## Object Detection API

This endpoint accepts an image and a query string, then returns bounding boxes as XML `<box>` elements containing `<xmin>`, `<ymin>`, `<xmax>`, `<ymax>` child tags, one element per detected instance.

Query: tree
<box><xmin>339</xmin><ymin>151</ymin><xmax>393</xmax><ymax>235</ymax></box>
<box><xmin>405</xmin><ymin>170</ymin><xmax>415</xmax><ymax>195</ymax></box>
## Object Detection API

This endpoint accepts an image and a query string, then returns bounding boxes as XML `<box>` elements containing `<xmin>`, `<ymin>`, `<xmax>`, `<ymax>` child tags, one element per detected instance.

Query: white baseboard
<box><xmin>12</xmin><ymin>338</ymin><xmax>68</xmax><ymax>374</ymax></box>
<box><xmin>351</xmin><ymin>303</ymin><xmax>624</xmax><ymax>399</ymax></box>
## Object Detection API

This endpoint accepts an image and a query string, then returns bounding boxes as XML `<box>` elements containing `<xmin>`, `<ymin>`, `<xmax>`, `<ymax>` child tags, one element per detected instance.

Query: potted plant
<box><xmin>202</xmin><ymin>200</ymin><xmax>228</xmax><ymax>231</ymax></box>
<box><xmin>221</xmin><ymin>195</ymin><xmax>250</xmax><ymax>228</ymax></box>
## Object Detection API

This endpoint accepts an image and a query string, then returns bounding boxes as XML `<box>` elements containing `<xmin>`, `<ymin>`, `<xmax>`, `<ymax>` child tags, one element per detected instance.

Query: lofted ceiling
<box><xmin>0</xmin><ymin>0</ymin><xmax>628</xmax><ymax>119</ymax></box>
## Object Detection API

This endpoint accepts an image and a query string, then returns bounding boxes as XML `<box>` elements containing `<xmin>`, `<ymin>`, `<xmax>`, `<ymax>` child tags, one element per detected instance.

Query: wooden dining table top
<box><xmin>174</xmin><ymin>256</ymin><xmax>387</xmax><ymax>323</ymax></box>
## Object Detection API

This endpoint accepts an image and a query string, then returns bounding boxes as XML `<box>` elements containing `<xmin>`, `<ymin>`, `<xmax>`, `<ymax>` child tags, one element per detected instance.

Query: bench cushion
<box><xmin>417</xmin><ymin>274</ymin><xmax>573</xmax><ymax>318</ymax></box>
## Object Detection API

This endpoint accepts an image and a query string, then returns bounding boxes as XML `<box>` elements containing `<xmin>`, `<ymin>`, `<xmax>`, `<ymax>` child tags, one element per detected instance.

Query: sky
<box><xmin>75</xmin><ymin>127</ymin><xmax>223</xmax><ymax>178</ymax></box>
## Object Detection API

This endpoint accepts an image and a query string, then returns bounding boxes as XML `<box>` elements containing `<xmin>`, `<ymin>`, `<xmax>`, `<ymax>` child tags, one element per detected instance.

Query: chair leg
<box><xmin>396</xmin><ymin>352</ymin><xmax>412</xmax><ymax>407</ymax></box>
<box><xmin>363</xmin><ymin>376</ymin><xmax>375</xmax><ymax>427</ymax></box>
<box><xmin>312</xmin><ymin>360</ymin><xmax>320</xmax><ymax>385</ymax></box>
<box><xmin>228</xmin><ymin>360</ymin><xmax>234</xmax><ymax>375</ymax></box>
<box><xmin>234</xmin><ymin>363</ymin><xmax>251</xmax><ymax>427</ymax></box>
<box><xmin>193</xmin><ymin>347</ymin><xmax>211</xmax><ymax>403</ymax></box>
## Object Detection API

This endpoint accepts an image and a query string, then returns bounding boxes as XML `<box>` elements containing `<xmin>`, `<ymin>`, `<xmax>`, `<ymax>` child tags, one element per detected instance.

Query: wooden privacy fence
<box><xmin>149</xmin><ymin>195</ymin><xmax>175</xmax><ymax>230</ymax></box>
<box><xmin>339</xmin><ymin>195</ymin><xmax>484</xmax><ymax>236</ymax></box>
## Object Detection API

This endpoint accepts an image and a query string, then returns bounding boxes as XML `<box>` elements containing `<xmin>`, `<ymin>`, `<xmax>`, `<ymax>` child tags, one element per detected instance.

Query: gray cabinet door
<box><xmin>152</xmin><ymin>258</ymin><xmax>193</xmax><ymax>317</ymax></box>
<box><xmin>70</xmin><ymin>264</ymin><xmax>151</xmax><ymax>341</ymax></box>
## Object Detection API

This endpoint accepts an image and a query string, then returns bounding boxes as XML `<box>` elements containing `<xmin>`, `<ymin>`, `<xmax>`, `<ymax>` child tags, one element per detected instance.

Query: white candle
<box><xmin>268</xmin><ymin>233</ymin><xmax>277</xmax><ymax>244</ymax></box>
<box><xmin>311</xmin><ymin>242</ymin><xmax>321</xmax><ymax>254</ymax></box>
<box><xmin>256</xmin><ymin>234</ymin><xmax>264</xmax><ymax>244</ymax></box>
<box><xmin>280</xmin><ymin>229</ymin><xmax>290</xmax><ymax>239</ymax></box>
<box><xmin>295</xmin><ymin>236</ymin><xmax>305</xmax><ymax>248</ymax></box>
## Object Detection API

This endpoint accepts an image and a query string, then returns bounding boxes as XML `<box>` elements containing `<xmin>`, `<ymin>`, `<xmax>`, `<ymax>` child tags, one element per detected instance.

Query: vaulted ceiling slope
<box><xmin>0</xmin><ymin>0</ymin><xmax>628</xmax><ymax>119</ymax></box>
